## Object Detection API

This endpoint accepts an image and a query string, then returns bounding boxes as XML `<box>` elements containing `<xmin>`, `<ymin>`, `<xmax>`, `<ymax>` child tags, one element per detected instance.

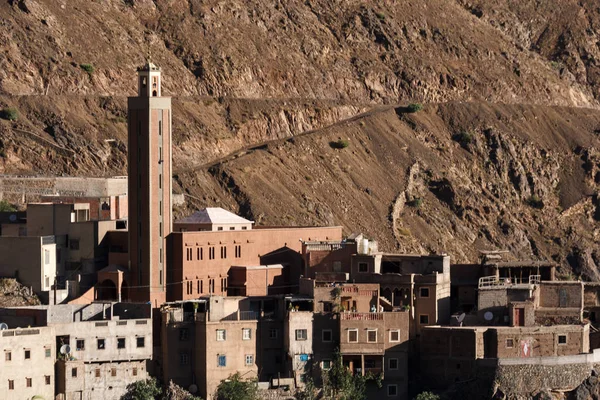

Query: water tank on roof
<box><xmin>359</xmin><ymin>238</ymin><xmax>368</xmax><ymax>255</ymax></box>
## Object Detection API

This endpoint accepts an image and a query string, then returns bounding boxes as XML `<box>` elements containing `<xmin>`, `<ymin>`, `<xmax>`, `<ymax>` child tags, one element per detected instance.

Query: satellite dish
<box><xmin>484</xmin><ymin>311</ymin><xmax>494</xmax><ymax>321</ymax></box>
<box><xmin>189</xmin><ymin>384</ymin><xmax>198</xmax><ymax>393</ymax></box>
<box><xmin>0</xmin><ymin>323</ymin><xmax>8</xmax><ymax>330</ymax></box>
<box><xmin>60</xmin><ymin>345</ymin><xmax>71</xmax><ymax>355</ymax></box>
<box><xmin>8</xmin><ymin>214</ymin><xmax>16</xmax><ymax>222</ymax></box>
<box><xmin>457</xmin><ymin>313</ymin><xmax>466</xmax><ymax>323</ymax></box>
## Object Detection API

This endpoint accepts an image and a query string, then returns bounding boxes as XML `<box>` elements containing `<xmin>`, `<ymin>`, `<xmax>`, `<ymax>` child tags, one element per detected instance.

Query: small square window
<box><xmin>136</xmin><ymin>337</ymin><xmax>145</xmax><ymax>348</ymax></box>
<box><xmin>358</xmin><ymin>262</ymin><xmax>368</xmax><ymax>273</ymax></box>
<box><xmin>97</xmin><ymin>339</ymin><xmax>105</xmax><ymax>350</ymax></box>
<box><xmin>388</xmin><ymin>358</ymin><xmax>398</xmax><ymax>370</ymax></box>
<box><xmin>242</xmin><ymin>328</ymin><xmax>252</xmax><ymax>341</ymax></box>
<box><xmin>111</xmin><ymin>368</ymin><xmax>116</xmax><ymax>377</ymax></box>
<box><xmin>218</xmin><ymin>355</ymin><xmax>226</xmax><ymax>367</ymax></box>
<box><xmin>420</xmin><ymin>287</ymin><xmax>430</xmax><ymax>298</ymax></box>
<box><xmin>217</xmin><ymin>227</ymin><xmax>223</xmax><ymax>231</ymax></box>
<box><xmin>180</xmin><ymin>352</ymin><xmax>189</xmax><ymax>366</ymax></box>
<box><xmin>45</xmin><ymin>347</ymin><xmax>51</xmax><ymax>358</ymax></box>
<box><xmin>322</xmin><ymin>359</ymin><xmax>332</xmax><ymax>370</ymax></box>
<box><xmin>245</xmin><ymin>354</ymin><xmax>254</xmax><ymax>366</ymax></box>
<box><xmin>367</xmin><ymin>330</ymin><xmax>377</xmax><ymax>343</ymax></box>
<box><xmin>558</xmin><ymin>335</ymin><xmax>567</xmax><ymax>345</ymax></box>
<box><xmin>95</xmin><ymin>369</ymin><xmax>100</xmax><ymax>378</ymax></box>
<box><xmin>389</xmin><ymin>330</ymin><xmax>400</xmax><ymax>342</ymax></box>
<box><xmin>26</xmin><ymin>378</ymin><xmax>32</xmax><ymax>388</ymax></box>
<box><xmin>348</xmin><ymin>329</ymin><xmax>358</xmax><ymax>343</ymax></box>
<box><xmin>5</xmin><ymin>351</ymin><xmax>11</xmax><ymax>361</ymax></box>
<box><xmin>76</xmin><ymin>339</ymin><xmax>85</xmax><ymax>351</ymax></box>
<box><xmin>506</xmin><ymin>339</ymin><xmax>514</xmax><ymax>348</ymax></box>
<box><xmin>8</xmin><ymin>379</ymin><xmax>14</xmax><ymax>390</ymax></box>
<box><xmin>117</xmin><ymin>338</ymin><xmax>126</xmax><ymax>349</ymax></box>
<box><xmin>387</xmin><ymin>384</ymin><xmax>398</xmax><ymax>397</ymax></box>
<box><xmin>216</xmin><ymin>329</ymin><xmax>226</xmax><ymax>341</ymax></box>
<box><xmin>269</xmin><ymin>329</ymin><xmax>278</xmax><ymax>339</ymax></box>
<box><xmin>322</xmin><ymin>329</ymin><xmax>332</xmax><ymax>342</ymax></box>
<box><xmin>295</xmin><ymin>329</ymin><xmax>307</xmax><ymax>341</ymax></box>
<box><xmin>419</xmin><ymin>314</ymin><xmax>429</xmax><ymax>325</ymax></box>
<box><xmin>24</xmin><ymin>350</ymin><xmax>30</xmax><ymax>359</ymax></box>
<box><xmin>323</xmin><ymin>302</ymin><xmax>333</xmax><ymax>312</ymax></box>
<box><xmin>45</xmin><ymin>375</ymin><xmax>51</xmax><ymax>385</ymax></box>
<box><xmin>132</xmin><ymin>368</ymin><xmax>138</xmax><ymax>376</ymax></box>
<box><xmin>71</xmin><ymin>368</ymin><xmax>77</xmax><ymax>378</ymax></box>
<box><xmin>179</xmin><ymin>329</ymin><xmax>189</xmax><ymax>341</ymax></box>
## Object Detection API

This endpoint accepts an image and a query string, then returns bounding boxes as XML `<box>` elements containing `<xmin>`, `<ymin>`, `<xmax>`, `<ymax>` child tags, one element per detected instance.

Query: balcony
<box><xmin>478</xmin><ymin>275</ymin><xmax>540</xmax><ymax>289</ymax></box>
<box><xmin>340</xmin><ymin>312</ymin><xmax>383</xmax><ymax>321</ymax></box>
<box><xmin>342</xmin><ymin>355</ymin><xmax>384</xmax><ymax>378</ymax></box>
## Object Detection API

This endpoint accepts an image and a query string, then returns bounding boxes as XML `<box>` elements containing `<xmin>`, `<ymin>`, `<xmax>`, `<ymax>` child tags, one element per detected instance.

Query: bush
<box><xmin>121</xmin><ymin>378</ymin><xmax>161</xmax><ymax>400</ymax></box>
<box><xmin>414</xmin><ymin>392</ymin><xmax>440</xmax><ymax>400</ymax></box>
<box><xmin>452</xmin><ymin>130</ymin><xmax>473</xmax><ymax>147</ymax></box>
<box><xmin>407</xmin><ymin>198</ymin><xmax>423</xmax><ymax>208</ymax></box>
<box><xmin>0</xmin><ymin>108</ymin><xmax>19</xmax><ymax>121</ymax></box>
<box><xmin>80</xmin><ymin>63</ymin><xmax>95</xmax><ymax>75</ymax></box>
<box><xmin>526</xmin><ymin>195</ymin><xmax>544</xmax><ymax>209</ymax></box>
<box><xmin>375</xmin><ymin>11</ymin><xmax>386</xmax><ymax>20</ymax></box>
<box><xmin>330</xmin><ymin>139</ymin><xmax>350</xmax><ymax>149</ymax></box>
<box><xmin>0</xmin><ymin>200</ymin><xmax>17</xmax><ymax>212</ymax></box>
<box><xmin>215</xmin><ymin>373</ymin><xmax>258</xmax><ymax>400</ymax></box>
<box><xmin>407</xmin><ymin>103</ymin><xmax>423</xmax><ymax>113</ymax></box>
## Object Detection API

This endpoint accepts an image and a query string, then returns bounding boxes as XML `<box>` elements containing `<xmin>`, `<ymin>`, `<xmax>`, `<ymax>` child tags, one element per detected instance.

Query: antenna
<box><xmin>60</xmin><ymin>344</ymin><xmax>71</xmax><ymax>355</ymax></box>
<box><xmin>0</xmin><ymin>322</ymin><xmax>8</xmax><ymax>330</ymax></box>
<box><xmin>457</xmin><ymin>313</ymin><xmax>466</xmax><ymax>325</ymax></box>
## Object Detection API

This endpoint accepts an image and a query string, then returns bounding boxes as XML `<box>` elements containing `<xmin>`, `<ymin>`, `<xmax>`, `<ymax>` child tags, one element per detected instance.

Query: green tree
<box><xmin>215</xmin><ymin>373</ymin><xmax>258</xmax><ymax>400</ymax></box>
<box><xmin>407</xmin><ymin>103</ymin><xmax>423</xmax><ymax>113</ymax></box>
<box><xmin>0</xmin><ymin>107</ymin><xmax>18</xmax><ymax>121</ymax></box>
<box><xmin>121</xmin><ymin>378</ymin><xmax>162</xmax><ymax>400</ymax></box>
<box><xmin>414</xmin><ymin>392</ymin><xmax>440</xmax><ymax>400</ymax></box>
<box><xmin>296</xmin><ymin>376</ymin><xmax>317</xmax><ymax>400</ymax></box>
<box><xmin>0</xmin><ymin>200</ymin><xmax>17</xmax><ymax>212</ymax></box>
<box><xmin>164</xmin><ymin>380</ymin><xmax>203</xmax><ymax>400</ymax></box>
<box><xmin>323</xmin><ymin>349</ymin><xmax>372</xmax><ymax>400</ymax></box>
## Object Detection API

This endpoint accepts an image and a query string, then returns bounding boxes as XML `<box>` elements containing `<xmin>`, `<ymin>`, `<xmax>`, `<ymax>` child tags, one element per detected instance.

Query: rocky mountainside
<box><xmin>1</xmin><ymin>0</ymin><xmax>600</xmax><ymax>275</ymax></box>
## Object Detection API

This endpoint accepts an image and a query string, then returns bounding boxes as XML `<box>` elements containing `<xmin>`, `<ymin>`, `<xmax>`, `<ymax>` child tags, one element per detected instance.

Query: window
<box><xmin>95</xmin><ymin>369</ymin><xmax>100</xmax><ymax>378</ymax></box>
<box><xmin>358</xmin><ymin>262</ymin><xmax>368</xmax><ymax>272</ymax></box>
<box><xmin>323</xmin><ymin>302</ymin><xmax>333</xmax><ymax>312</ymax></box>
<box><xmin>242</xmin><ymin>328</ymin><xmax>252</xmax><ymax>340</ymax></box>
<box><xmin>235</xmin><ymin>245</ymin><xmax>241</xmax><ymax>258</ymax></box>
<box><xmin>419</xmin><ymin>314</ymin><xmax>429</xmax><ymax>325</ymax></box>
<box><xmin>367</xmin><ymin>329</ymin><xmax>377</xmax><ymax>343</ymax></box>
<box><xmin>45</xmin><ymin>375</ymin><xmax>51</xmax><ymax>385</ymax></box>
<box><xmin>390</xmin><ymin>330</ymin><xmax>400</xmax><ymax>342</ymax></box>
<box><xmin>45</xmin><ymin>276</ymin><xmax>50</xmax><ymax>289</ymax></box>
<box><xmin>558</xmin><ymin>335</ymin><xmax>567</xmax><ymax>345</ymax></box>
<box><xmin>180</xmin><ymin>352</ymin><xmax>189</xmax><ymax>366</ymax></box>
<box><xmin>245</xmin><ymin>354</ymin><xmax>254</xmax><ymax>366</ymax></box>
<box><xmin>420</xmin><ymin>287</ymin><xmax>430</xmax><ymax>298</ymax></box>
<box><xmin>295</xmin><ymin>329</ymin><xmax>308</xmax><ymax>341</ymax></box>
<box><xmin>24</xmin><ymin>349</ymin><xmax>30</xmax><ymax>359</ymax></box>
<box><xmin>71</xmin><ymin>368</ymin><xmax>77</xmax><ymax>378</ymax></box>
<box><xmin>44</xmin><ymin>249</ymin><xmax>50</xmax><ymax>265</ymax></box>
<box><xmin>388</xmin><ymin>358</ymin><xmax>398</xmax><ymax>370</ymax></box>
<box><xmin>506</xmin><ymin>339</ymin><xmax>514</xmax><ymax>348</ymax></box>
<box><xmin>348</xmin><ymin>329</ymin><xmax>358</xmax><ymax>343</ymax></box>
<box><xmin>322</xmin><ymin>329</ymin><xmax>332</xmax><ymax>342</ymax></box>
<box><xmin>209</xmin><ymin>247</ymin><xmax>215</xmax><ymax>260</ymax></box>
<box><xmin>132</xmin><ymin>368</ymin><xmax>138</xmax><ymax>376</ymax></box>
<box><xmin>45</xmin><ymin>347</ymin><xmax>51</xmax><ymax>358</ymax></box>
<box><xmin>26</xmin><ymin>377</ymin><xmax>32</xmax><ymax>387</ymax></box>
<box><xmin>179</xmin><ymin>329</ymin><xmax>189</xmax><ymax>341</ymax></box>
<box><xmin>117</xmin><ymin>338</ymin><xmax>126</xmax><ymax>349</ymax></box>
<box><xmin>8</xmin><ymin>379</ymin><xmax>14</xmax><ymax>390</ymax></box>
<box><xmin>387</xmin><ymin>384</ymin><xmax>398</xmax><ymax>397</ymax></box>
<box><xmin>216</xmin><ymin>329</ymin><xmax>226</xmax><ymax>341</ymax></box>
<box><xmin>220</xmin><ymin>246</ymin><xmax>226</xmax><ymax>259</ymax></box>
<box><xmin>217</xmin><ymin>227</ymin><xmax>223</xmax><ymax>231</ymax></box>
<box><xmin>111</xmin><ymin>368</ymin><xmax>116</xmax><ymax>377</ymax></box>
<box><xmin>76</xmin><ymin>339</ymin><xmax>85</xmax><ymax>351</ymax></box>
<box><xmin>269</xmin><ymin>329</ymin><xmax>278</xmax><ymax>339</ymax></box>
<box><xmin>5</xmin><ymin>351</ymin><xmax>10</xmax><ymax>361</ymax></box>
<box><xmin>322</xmin><ymin>360</ymin><xmax>332</xmax><ymax>370</ymax></box>
<box><xmin>97</xmin><ymin>339</ymin><xmax>106</xmax><ymax>350</ymax></box>
<box><xmin>197</xmin><ymin>248</ymin><xmax>202</xmax><ymax>260</ymax></box>
<box><xmin>136</xmin><ymin>337</ymin><xmax>145</xmax><ymax>348</ymax></box>
<box><xmin>230</xmin><ymin>227</ymin><xmax>235</xmax><ymax>230</ymax></box>
<box><xmin>242</xmin><ymin>226</ymin><xmax>247</xmax><ymax>230</ymax></box>
<box><xmin>217</xmin><ymin>355</ymin><xmax>226</xmax><ymax>367</ymax></box>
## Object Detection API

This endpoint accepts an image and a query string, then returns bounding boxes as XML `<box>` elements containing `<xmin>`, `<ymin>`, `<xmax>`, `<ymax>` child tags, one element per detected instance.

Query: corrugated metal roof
<box><xmin>175</xmin><ymin>207</ymin><xmax>253</xmax><ymax>225</ymax></box>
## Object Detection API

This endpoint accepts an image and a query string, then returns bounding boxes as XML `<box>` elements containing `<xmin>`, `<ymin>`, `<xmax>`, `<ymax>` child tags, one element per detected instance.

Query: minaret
<box><xmin>127</xmin><ymin>61</ymin><xmax>171</xmax><ymax>306</ymax></box>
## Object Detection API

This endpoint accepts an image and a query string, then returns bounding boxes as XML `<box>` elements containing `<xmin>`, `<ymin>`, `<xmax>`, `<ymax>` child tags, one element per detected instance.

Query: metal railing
<box><xmin>478</xmin><ymin>275</ymin><xmax>541</xmax><ymax>288</ymax></box>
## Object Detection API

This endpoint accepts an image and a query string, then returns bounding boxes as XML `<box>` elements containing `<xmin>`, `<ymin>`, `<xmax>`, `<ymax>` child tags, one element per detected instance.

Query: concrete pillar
<box><xmin>361</xmin><ymin>354</ymin><xmax>365</xmax><ymax>376</ymax></box>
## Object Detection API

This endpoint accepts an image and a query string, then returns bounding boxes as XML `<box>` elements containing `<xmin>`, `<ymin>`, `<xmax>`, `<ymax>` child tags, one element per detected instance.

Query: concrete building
<box><xmin>0</xmin><ymin>325</ymin><xmax>56</xmax><ymax>400</ymax></box>
<box><xmin>127</xmin><ymin>61</ymin><xmax>172</xmax><ymax>306</ymax></box>
<box><xmin>0</xmin><ymin>302</ymin><xmax>152</xmax><ymax>400</ymax></box>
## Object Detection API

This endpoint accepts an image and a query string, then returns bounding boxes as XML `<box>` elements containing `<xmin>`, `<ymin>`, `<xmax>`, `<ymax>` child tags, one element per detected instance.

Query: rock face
<box><xmin>0</xmin><ymin>1</ymin><xmax>600</xmax><ymax>275</ymax></box>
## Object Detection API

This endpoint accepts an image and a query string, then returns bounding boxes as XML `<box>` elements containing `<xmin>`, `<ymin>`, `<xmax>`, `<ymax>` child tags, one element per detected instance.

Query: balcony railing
<box><xmin>340</xmin><ymin>312</ymin><xmax>383</xmax><ymax>321</ymax></box>
<box><xmin>478</xmin><ymin>275</ymin><xmax>541</xmax><ymax>288</ymax></box>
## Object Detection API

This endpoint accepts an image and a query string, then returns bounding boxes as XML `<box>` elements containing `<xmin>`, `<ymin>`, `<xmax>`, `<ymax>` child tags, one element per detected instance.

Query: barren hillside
<box><xmin>1</xmin><ymin>0</ymin><xmax>600</xmax><ymax>275</ymax></box>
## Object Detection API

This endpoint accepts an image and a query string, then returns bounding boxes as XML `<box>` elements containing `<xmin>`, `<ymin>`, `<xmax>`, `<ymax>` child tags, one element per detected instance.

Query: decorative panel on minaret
<box><xmin>127</xmin><ymin>62</ymin><xmax>171</xmax><ymax>306</ymax></box>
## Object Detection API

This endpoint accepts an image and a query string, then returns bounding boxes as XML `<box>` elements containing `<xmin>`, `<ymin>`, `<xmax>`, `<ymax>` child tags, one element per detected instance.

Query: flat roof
<box><xmin>176</xmin><ymin>207</ymin><xmax>254</xmax><ymax>225</ymax></box>
<box><xmin>231</xmin><ymin>264</ymin><xmax>284</xmax><ymax>270</ymax></box>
